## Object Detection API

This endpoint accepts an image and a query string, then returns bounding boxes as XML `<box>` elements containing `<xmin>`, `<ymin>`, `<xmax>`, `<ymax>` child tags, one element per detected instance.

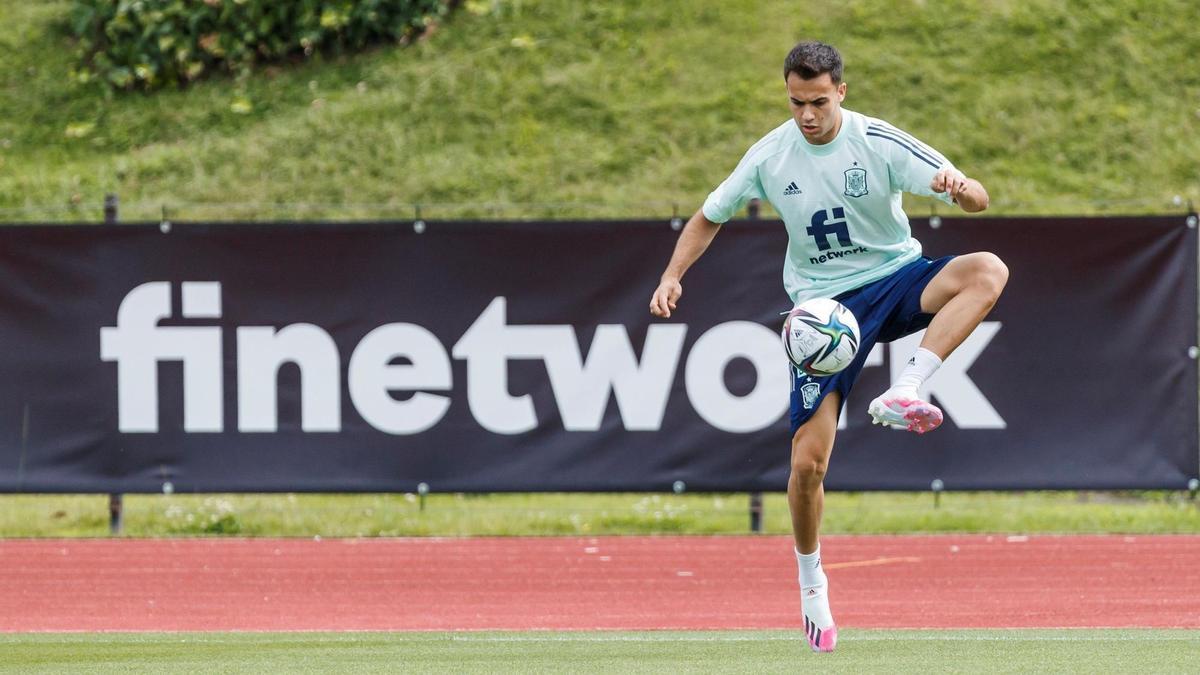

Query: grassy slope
<box><xmin>1</xmin><ymin>0</ymin><xmax>1197</xmax><ymax>221</ymax></box>
<box><xmin>0</xmin><ymin>491</ymin><xmax>1196</xmax><ymax>537</ymax></box>
<box><xmin>1</xmin><ymin>631</ymin><xmax>1198</xmax><ymax>673</ymax></box>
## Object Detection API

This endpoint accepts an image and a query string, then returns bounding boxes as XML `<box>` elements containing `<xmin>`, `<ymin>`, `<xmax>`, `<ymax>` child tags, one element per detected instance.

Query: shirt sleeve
<box><xmin>877</xmin><ymin>124</ymin><xmax>957</xmax><ymax>205</ymax></box>
<box><xmin>702</xmin><ymin>147</ymin><xmax>767</xmax><ymax>224</ymax></box>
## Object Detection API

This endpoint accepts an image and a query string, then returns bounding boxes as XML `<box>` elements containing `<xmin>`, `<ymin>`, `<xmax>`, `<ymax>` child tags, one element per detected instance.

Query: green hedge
<box><xmin>69</xmin><ymin>0</ymin><xmax>457</xmax><ymax>91</ymax></box>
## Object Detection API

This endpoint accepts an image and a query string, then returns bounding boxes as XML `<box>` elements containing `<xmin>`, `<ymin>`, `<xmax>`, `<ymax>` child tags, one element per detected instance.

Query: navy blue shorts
<box><xmin>789</xmin><ymin>255</ymin><xmax>954</xmax><ymax>433</ymax></box>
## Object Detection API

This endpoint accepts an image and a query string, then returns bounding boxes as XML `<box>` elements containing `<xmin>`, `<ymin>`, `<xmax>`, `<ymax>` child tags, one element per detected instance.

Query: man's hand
<box><xmin>649</xmin><ymin>278</ymin><xmax>682</xmax><ymax>318</ymax></box>
<box><xmin>930</xmin><ymin>168</ymin><xmax>969</xmax><ymax>203</ymax></box>
<box><xmin>931</xmin><ymin>168</ymin><xmax>989</xmax><ymax>212</ymax></box>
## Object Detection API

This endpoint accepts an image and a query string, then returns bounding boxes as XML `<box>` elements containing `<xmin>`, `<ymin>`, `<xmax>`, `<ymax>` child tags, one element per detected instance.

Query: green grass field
<box><xmin>0</xmin><ymin>490</ymin><xmax>1196</xmax><ymax>537</ymax></box>
<box><xmin>2</xmin><ymin>0</ymin><xmax>1197</xmax><ymax>221</ymax></box>
<box><xmin>2</xmin><ymin>631</ymin><xmax>1198</xmax><ymax>673</ymax></box>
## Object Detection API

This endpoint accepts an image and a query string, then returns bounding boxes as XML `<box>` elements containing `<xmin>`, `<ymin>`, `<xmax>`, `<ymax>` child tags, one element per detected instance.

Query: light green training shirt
<box><xmin>702</xmin><ymin>108</ymin><xmax>956</xmax><ymax>304</ymax></box>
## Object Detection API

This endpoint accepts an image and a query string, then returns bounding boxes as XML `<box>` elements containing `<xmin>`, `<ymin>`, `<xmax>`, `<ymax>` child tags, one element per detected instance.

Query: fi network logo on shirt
<box><xmin>783</xmin><ymin>181</ymin><xmax>802</xmax><ymax>196</ymax></box>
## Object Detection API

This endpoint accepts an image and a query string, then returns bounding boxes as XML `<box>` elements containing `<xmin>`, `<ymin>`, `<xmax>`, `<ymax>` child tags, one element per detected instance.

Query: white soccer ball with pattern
<box><xmin>781</xmin><ymin>298</ymin><xmax>861</xmax><ymax>377</ymax></box>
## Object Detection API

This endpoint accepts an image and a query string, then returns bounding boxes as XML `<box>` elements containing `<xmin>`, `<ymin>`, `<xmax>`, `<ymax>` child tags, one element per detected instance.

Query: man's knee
<box><xmin>789</xmin><ymin>393</ymin><xmax>838</xmax><ymax>487</ymax></box>
<box><xmin>790</xmin><ymin>441</ymin><xmax>828</xmax><ymax>485</ymax></box>
<box><xmin>968</xmin><ymin>252</ymin><xmax>1008</xmax><ymax>303</ymax></box>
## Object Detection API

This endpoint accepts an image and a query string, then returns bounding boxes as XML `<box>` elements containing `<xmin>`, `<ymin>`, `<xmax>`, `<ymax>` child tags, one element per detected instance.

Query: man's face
<box><xmin>786</xmin><ymin>72</ymin><xmax>846</xmax><ymax>145</ymax></box>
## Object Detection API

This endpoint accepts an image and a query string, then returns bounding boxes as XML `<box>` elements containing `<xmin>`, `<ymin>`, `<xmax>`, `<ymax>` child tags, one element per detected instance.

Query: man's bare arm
<box><xmin>649</xmin><ymin>209</ymin><xmax>723</xmax><ymax>318</ymax></box>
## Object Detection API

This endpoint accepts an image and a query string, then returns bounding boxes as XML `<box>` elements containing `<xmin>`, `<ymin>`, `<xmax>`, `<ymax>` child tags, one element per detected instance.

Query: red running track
<box><xmin>0</xmin><ymin>535</ymin><xmax>1197</xmax><ymax>632</ymax></box>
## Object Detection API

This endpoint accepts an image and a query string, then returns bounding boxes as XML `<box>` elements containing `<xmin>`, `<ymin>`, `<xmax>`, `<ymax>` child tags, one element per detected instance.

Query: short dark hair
<box><xmin>783</xmin><ymin>41</ymin><xmax>843</xmax><ymax>83</ymax></box>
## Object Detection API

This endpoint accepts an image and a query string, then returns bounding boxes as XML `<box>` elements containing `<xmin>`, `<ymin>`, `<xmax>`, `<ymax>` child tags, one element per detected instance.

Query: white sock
<box><xmin>890</xmin><ymin>347</ymin><xmax>942</xmax><ymax>398</ymax></box>
<box><xmin>796</xmin><ymin>545</ymin><xmax>834</xmax><ymax>628</ymax></box>
<box><xmin>796</xmin><ymin>545</ymin><xmax>826</xmax><ymax>587</ymax></box>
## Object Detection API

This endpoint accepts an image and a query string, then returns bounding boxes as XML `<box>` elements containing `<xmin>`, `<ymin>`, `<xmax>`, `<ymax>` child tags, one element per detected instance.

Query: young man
<box><xmin>648</xmin><ymin>41</ymin><xmax>1007</xmax><ymax>653</ymax></box>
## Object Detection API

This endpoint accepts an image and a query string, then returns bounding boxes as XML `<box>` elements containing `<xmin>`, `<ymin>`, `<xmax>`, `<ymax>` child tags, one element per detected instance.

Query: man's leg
<box><xmin>869</xmin><ymin>252</ymin><xmax>1008</xmax><ymax>432</ymax></box>
<box><xmin>917</xmin><ymin>252</ymin><xmax>1009</xmax><ymax>357</ymax></box>
<box><xmin>788</xmin><ymin>391</ymin><xmax>840</xmax><ymax>653</ymax></box>
<box><xmin>788</xmin><ymin>391</ymin><xmax>840</xmax><ymax>553</ymax></box>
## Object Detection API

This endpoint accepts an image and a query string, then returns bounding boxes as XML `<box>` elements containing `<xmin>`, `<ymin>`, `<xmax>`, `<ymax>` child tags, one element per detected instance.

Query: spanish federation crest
<box><xmin>844</xmin><ymin>166</ymin><xmax>868</xmax><ymax>198</ymax></box>
<box><xmin>800</xmin><ymin>382</ymin><xmax>821</xmax><ymax>410</ymax></box>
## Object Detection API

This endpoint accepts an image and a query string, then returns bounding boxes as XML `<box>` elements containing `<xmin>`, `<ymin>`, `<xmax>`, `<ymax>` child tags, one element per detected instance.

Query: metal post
<box><xmin>103</xmin><ymin>193</ymin><xmax>118</xmax><ymax>224</ymax></box>
<box><xmin>109</xmin><ymin>493</ymin><xmax>123</xmax><ymax>535</ymax></box>
<box><xmin>749</xmin><ymin>492</ymin><xmax>764</xmax><ymax>533</ymax></box>
<box><xmin>1192</xmin><ymin>212</ymin><xmax>1200</xmax><ymax>487</ymax></box>
<box><xmin>746</xmin><ymin>197</ymin><xmax>764</xmax><ymax>532</ymax></box>
<box><xmin>417</xmin><ymin>482</ymin><xmax>429</xmax><ymax>512</ymax></box>
<box><xmin>104</xmin><ymin>194</ymin><xmax>123</xmax><ymax>536</ymax></box>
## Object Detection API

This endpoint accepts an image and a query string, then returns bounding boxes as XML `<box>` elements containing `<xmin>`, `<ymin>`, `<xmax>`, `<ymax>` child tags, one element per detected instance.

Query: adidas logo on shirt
<box><xmin>783</xmin><ymin>181</ymin><xmax>802</xmax><ymax>196</ymax></box>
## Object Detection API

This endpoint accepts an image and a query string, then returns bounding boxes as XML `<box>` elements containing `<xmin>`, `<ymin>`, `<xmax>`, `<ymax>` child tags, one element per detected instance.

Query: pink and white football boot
<box><xmin>801</xmin><ymin>586</ymin><xmax>838</xmax><ymax>653</ymax></box>
<box><xmin>867</xmin><ymin>391</ymin><xmax>943</xmax><ymax>434</ymax></box>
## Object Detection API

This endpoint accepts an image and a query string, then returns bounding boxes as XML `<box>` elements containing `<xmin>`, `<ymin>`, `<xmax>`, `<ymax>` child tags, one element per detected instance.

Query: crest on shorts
<box><xmin>801</xmin><ymin>382</ymin><xmax>821</xmax><ymax>409</ymax></box>
<box><xmin>844</xmin><ymin>166</ymin><xmax>868</xmax><ymax>198</ymax></box>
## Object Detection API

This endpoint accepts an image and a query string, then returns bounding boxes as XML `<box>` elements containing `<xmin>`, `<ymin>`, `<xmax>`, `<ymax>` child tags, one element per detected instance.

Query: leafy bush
<box><xmin>69</xmin><ymin>0</ymin><xmax>457</xmax><ymax>91</ymax></box>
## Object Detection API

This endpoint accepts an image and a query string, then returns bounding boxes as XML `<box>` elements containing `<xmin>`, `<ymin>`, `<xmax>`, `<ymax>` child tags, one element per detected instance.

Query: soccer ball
<box><xmin>781</xmin><ymin>298</ymin><xmax>861</xmax><ymax>377</ymax></box>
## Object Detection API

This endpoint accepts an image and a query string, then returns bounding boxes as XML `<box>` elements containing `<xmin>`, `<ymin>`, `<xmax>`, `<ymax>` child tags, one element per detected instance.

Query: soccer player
<box><xmin>648</xmin><ymin>41</ymin><xmax>1007</xmax><ymax>653</ymax></box>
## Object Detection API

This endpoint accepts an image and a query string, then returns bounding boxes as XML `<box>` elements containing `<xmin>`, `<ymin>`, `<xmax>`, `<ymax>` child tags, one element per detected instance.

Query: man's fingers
<box><xmin>933</xmin><ymin>170</ymin><xmax>969</xmax><ymax>197</ymax></box>
<box><xmin>650</xmin><ymin>280</ymin><xmax>682</xmax><ymax>318</ymax></box>
<box><xmin>650</xmin><ymin>292</ymin><xmax>670</xmax><ymax>318</ymax></box>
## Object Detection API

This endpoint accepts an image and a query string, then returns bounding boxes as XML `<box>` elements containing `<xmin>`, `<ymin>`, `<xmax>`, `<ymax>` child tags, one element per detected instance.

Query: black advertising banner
<box><xmin>0</xmin><ymin>216</ymin><xmax>1194</xmax><ymax>493</ymax></box>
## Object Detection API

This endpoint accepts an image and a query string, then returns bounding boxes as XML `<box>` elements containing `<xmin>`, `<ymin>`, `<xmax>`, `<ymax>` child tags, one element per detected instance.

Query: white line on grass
<box><xmin>12</xmin><ymin>631</ymin><xmax>1194</xmax><ymax>645</ymax></box>
<box><xmin>449</xmin><ymin>634</ymin><xmax>1200</xmax><ymax>643</ymax></box>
